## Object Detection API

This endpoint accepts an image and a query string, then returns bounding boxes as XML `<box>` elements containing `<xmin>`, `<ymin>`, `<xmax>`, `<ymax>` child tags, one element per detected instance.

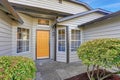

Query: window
<box><xmin>17</xmin><ymin>28</ymin><xmax>29</xmax><ymax>53</ymax></box>
<box><xmin>58</xmin><ymin>29</ymin><xmax>65</xmax><ymax>51</ymax></box>
<box><xmin>38</xmin><ymin>19</ymin><xmax>49</xmax><ymax>25</ymax></box>
<box><xmin>71</xmin><ymin>30</ymin><xmax>81</xmax><ymax>51</ymax></box>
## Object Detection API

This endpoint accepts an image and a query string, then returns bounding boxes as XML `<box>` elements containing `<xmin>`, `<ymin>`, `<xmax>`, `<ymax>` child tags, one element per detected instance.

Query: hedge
<box><xmin>77</xmin><ymin>38</ymin><xmax>120</xmax><ymax>80</ymax></box>
<box><xmin>0</xmin><ymin>56</ymin><xmax>36</xmax><ymax>80</ymax></box>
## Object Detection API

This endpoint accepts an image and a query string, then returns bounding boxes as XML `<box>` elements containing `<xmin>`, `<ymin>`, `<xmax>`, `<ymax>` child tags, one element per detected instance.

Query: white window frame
<box><xmin>57</xmin><ymin>27</ymin><xmax>66</xmax><ymax>53</ymax></box>
<box><xmin>70</xmin><ymin>29</ymin><xmax>81</xmax><ymax>52</ymax></box>
<box><xmin>17</xmin><ymin>27</ymin><xmax>30</xmax><ymax>53</ymax></box>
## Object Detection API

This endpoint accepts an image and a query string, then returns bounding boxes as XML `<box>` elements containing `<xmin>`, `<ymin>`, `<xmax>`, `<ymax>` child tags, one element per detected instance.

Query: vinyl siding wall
<box><xmin>0</xmin><ymin>10</ymin><xmax>12</xmax><ymax>56</ymax></box>
<box><xmin>8</xmin><ymin>0</ymin><xmax>89</xmax><ymax>14</ymax></box>
<box><xmin>83</xmin><ymin>15</ymin><xmax>120</xmax><ymax>42</ymax></box>
<box><xmin>12</xmin><ymin>13</ymin><xmax>55</xmax><ymax>60</ymax></box>
<box><xmin>12</xmin><ymin>13</ymin><xmax>33</xmax><ymax>59</ymax></box>
<box><xmin>56</xmin><ymin>26</ymin><xmax>82</xmax><ymax>62</ymax></box>
<box><xmin>58</xmin><ymin>12</ymin><xmax>104</xmax><ymax>62</ymax></box>
<box><xmin>58</xmin><ymin>12</ymin><xmax>104</xmax><ymax>26</ymax></box>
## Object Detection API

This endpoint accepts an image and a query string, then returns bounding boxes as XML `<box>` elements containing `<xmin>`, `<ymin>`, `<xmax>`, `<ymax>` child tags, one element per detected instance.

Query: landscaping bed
<box><xmin>65</xmin><ymin>69</ymin><xmax>120</xmax><ymax>80</ymax></box>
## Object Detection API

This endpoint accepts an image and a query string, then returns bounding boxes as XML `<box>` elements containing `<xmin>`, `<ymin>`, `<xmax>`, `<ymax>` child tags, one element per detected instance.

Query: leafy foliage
<box><xmin>77</xmin><ymin>38</ymin><xmax>120</xmax><ymax>80</ymax></box>
<box><xmin>0</xmin><ymin>56</ymin><xmax>36</xmax><ymax>80</ymax></box>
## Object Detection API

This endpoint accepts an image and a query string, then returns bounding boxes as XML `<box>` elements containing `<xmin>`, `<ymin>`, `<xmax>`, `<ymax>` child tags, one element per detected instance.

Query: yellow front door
<box><xmin>36</xmin><ymin>30</ymin><xmax>50</xmax><ymax>59</ymax></box>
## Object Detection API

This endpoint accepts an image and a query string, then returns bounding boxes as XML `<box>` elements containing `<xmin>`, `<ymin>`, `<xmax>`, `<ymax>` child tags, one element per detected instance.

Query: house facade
<box><xmin>0</xmin><ymin>0</ymin><xmax>119</xmax><ymax>63</ymax></box>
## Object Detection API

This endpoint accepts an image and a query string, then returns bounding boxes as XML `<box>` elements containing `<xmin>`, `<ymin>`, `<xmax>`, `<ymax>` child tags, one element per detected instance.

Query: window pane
<box><xmin>58</xmin><ymin>29</ymin><xmax>65</xmax><ymax>40</ymax></box>
<box><xmin>22</xmin><ymin>28</ymin><xmax>26</xmax><ymax>32</ymax></box>
<box><xmin>58</xmin><ymin>29</ymin><xmax>65</xmax><ymax>52</ymax></box>
<box><xmin>71</xmin><ymin>29</ymin><xmax>81</xmax><ymax>52</ymax></box>
<box><xmin>71</xmin><ymin>41</ymin><xmax>81</xmax><ymax>51</ymax></box>
<box><xmin>76</xmin><ymin>30</ymin><xmax>80</xmax><ymax>34</ymax></box>
<box><xmin>17</xmin><ymin>41</ymin><xmax>23</xmax><ymax>53</ymax></box>
<box><xmin>58</xmin><ymin>41</ymin><xmax>65</xmax><ymax>51</ymax></box>
<box><xmin>17</xmin><ymin>28</ymin><xmax>21</xmax><ymax>33</ymax></box>
<box><xmin>17</xmin><ymin>28</ymin><xmax>29</xmax><ymax>53</ymax></box>
<box><xmin>27</xmin><ymin>29</ymin><xmax>29</xmax><ymax>33</ymax></box>
<box><xmin>17</xmin><ymin>33</ymin><xmax>22</xmax><ymax>39</ymax></box>
<box><xmin>71</xmin><ymin>30</ymin><xmax>75</xmax><ymax>40</ymax></box>
<box><xmin>27</xmin><ymin>29</ymin><xmax>29</xmax><ymax>39</ymax></box>
<box><xmin>71</xmin><ymin>30</ymin><xmax>75</xmax><ymax>34</ymax></box>
<box><xmin>58</xmin><ymin>35</ymin><xmax>62</xmax><ymax>40</ymax></box>
<box><xmin>71</xmin><ymin>34</ymin><xmax>74</xmax><ymax>40</ymax></box>
<box><xmin>71</xmin><ymin>41</ymin><xmax>75</xmax><ymax>51</ymax></box>
<box><xmin>26</xmin><ymin>41</ymin><xmax>29</xmax><ymax>51</ymax></box>
<box><xmin>77</xmin><ymin>34</ymin><xmax>81</xmax><ymax>40</ymax></box>
<box><xmin>23</xmin><ymin>33</ymin><xmax>27</xmax><ymax>40</ymax></box>
<box><xmin>71</xmin><ymin>30</ymin><xmax>81</xmax><ymax>40</ymax></box>
<box><xmin>26</xmin><ymin>47</ymin><xmax>29</xmax><ymax>51</ymax></box>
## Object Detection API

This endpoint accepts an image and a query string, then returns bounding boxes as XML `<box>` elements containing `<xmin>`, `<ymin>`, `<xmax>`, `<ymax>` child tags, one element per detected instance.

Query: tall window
<box><xmin>17</xmin><ymin>28</ymin><xmax>29</xmax><ymax>53</ymax></box>
<box><xmin>58</xmin><ymin>29</ymin><xmax>65</xmax><ymax>52</ymax></box>
<box><xmin>71</xmin><ymin>30</ymin><xmax>81</xmax><ymax>52</ymax></box>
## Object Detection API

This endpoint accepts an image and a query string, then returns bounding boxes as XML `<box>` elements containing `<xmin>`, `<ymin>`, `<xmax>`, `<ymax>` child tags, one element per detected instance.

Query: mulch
<box><xmin>65</xmin><ymin>70</ymin><xmax>120</xmax><ymax>80</ymax></box>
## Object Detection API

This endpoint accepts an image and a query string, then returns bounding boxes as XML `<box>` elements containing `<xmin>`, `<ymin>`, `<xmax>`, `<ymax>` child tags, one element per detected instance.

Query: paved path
<box><xmin>35</xmin><ymin>59</ymin><xmax>88</xmax><ymax>80</ymax></box>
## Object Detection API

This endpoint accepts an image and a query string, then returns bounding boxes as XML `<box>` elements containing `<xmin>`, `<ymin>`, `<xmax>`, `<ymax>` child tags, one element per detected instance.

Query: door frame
<box><xmin>36</xmin><ymin>30</ymin><xmax>50</xmax><ymax>60</ymax></box>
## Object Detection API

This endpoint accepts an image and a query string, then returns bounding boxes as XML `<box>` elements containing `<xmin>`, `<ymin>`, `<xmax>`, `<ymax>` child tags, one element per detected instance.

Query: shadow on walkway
<box><xmin>35</xmin><ymin>59</ymin><xmax>87</xmax><ymax>80</ymax></box>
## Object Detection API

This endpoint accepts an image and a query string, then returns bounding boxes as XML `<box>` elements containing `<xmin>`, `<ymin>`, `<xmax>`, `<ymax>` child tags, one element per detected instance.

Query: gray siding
<box><xmin>83</xmin><ymin>15</ymin><xmax>120</xmax><ymax>42</ymax></box>
<box><xmin>82</xmin><ymin>15</ymin><xmax>120</xmax><ymax>72</ymax></box>
<box><xmin>58</xmin><ymin>12</ymin><xmax>104</xmax><ymax>63</ymax></box>
<box><xmin>58</xmin><ymin>12</ymin><xmax>104</xmax><ymax>26</ymax></box>
<box><xmin>0</xmin><ymin>10</ymin><xmax>12</xmax><ymax>56</ymax></box>
<box><xmin>12</xmin><ymin>13</ymin><xmax>33</xmax><ymax>59</ymax></box>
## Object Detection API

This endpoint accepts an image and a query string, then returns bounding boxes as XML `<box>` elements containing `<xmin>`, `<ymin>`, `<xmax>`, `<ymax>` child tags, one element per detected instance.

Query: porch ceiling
<box><xmin>21</xmin><ymin>12</ymin><xmax>56</xmax><ymax>19</ymax></box>
<box><xmin>14</xmin><ymin>7</ymin><xmax>57</xmax><ymax>19</ymax></box>
<box><xmin>10</xmin><ymin>3</ymin><xmax>72</xmax><ymax>19</ymax></box>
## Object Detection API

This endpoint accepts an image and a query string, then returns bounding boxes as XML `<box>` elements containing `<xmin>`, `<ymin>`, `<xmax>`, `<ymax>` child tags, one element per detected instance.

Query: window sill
<box><xmin>37</xmin><ymin>25</ymin><xmax>49</xmax><ymax>27</ymax></box>
<box><xmin>16</xmin><ymin>51</ymin><xmax>30</xmax><ymax>54</ymax></box>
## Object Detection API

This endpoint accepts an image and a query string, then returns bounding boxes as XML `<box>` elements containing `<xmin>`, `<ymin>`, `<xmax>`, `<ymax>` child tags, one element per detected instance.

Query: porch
<box><xmin>35</xmin><ymin>59</ymin><xmax>87</xmax><ymax>80</ymax></box>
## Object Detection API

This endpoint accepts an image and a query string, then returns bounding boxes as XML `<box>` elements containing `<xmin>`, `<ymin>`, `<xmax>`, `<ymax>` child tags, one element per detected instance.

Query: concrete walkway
<box><xmin>35</xmin><ymin>59</ymin><xmax>88</xmax><ymax>80</ymax></box>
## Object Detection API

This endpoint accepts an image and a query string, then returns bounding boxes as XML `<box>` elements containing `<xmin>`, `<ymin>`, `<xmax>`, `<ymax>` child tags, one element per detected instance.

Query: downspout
<box><xmin>51</xmin><ymin>17</ymin><xmax>58</xmax><ymax>61</ymax></box>
<box><xmin>66</xmin><ymin>26</ymin><xmax>70</xmax><ymax>63</ymax></box>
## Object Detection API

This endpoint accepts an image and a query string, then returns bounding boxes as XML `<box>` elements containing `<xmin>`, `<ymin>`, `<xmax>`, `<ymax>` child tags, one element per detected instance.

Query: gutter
<box><xmin>57</xmin><ymin>8</ymin><xmax>112</xmax><ymax>23</ymax></box>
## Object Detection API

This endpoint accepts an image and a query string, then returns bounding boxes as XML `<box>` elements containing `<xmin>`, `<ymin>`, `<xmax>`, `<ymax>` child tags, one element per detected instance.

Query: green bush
<box><xmin>0</xmin><ymin>56</ymin><xmax>36</xmax><ymax>80</ymax></box>
<box><xmin>77</xmin><ymin>38</ymin><xmax>120</xmax><ymax>80</ymax></box>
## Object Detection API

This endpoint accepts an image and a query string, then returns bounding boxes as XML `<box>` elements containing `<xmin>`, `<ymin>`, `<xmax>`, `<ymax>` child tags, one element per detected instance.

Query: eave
<box><xmin>57</xmin><ymin>9</ymin><xmax>111</xmax><ymax>23</ymax></box>
<box><xmin>0</xmin><ymin>0</ymin><xmax>23</xmax><ymax>24</ymax></box>
<box><xmin>78</xmin><ymin>10</ymin><xmax>120</xmax><ymax>27</ymax></box>
<box><xmin>10</xmin><ymin>2</ymin><xmax>72</xmax><ymax>19</ymax></box>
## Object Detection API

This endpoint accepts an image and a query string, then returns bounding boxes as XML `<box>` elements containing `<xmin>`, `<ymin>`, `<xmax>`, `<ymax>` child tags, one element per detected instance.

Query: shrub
<box><xmin>0</xmin><ymin>56</ymin><xmax>36</xmax><ymax>80</ymax></box>
<box><xmin>77</xmin><ymin>38</ymin><xmax>120</xmax><ymax>80</ymax></box>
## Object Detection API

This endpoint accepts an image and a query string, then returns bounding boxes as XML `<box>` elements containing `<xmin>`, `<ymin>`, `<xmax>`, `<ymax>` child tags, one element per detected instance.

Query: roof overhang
<box><xmin>10</xmin><ymin>2</ymin><xmax>72</xmax><ymax>19</ymax></box>
<box><xmin>9</xmin><ymin>0</ymin><xmax>93</xmax><ymax>19</ymax></box>
<box><xmin>78</xmin><ymin>10</ymin><xmax>120</xmax><ymax>27</ymax></box>
<box><xmin>0</xmin><ymin>0</ymin><xmax>23</xmax><ymax>24</ymax></box>
<box><xmin>57</xmin><ymin>9</ymin><xmax>112</xmax><ymax>22</ymax></box>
